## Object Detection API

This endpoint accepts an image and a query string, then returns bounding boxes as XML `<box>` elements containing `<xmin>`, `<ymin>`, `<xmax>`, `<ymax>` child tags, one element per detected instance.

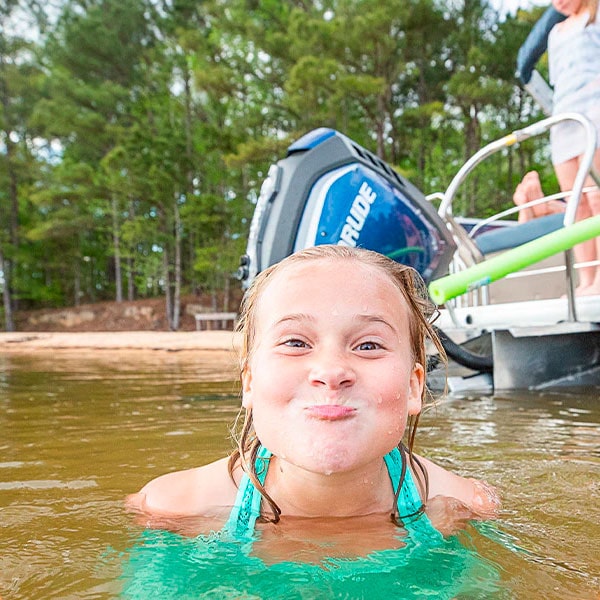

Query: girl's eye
<box><xmin>283</xmin><ymin>338</ymin><xmax>308</xmax><ymax>348</ymax></box>
<box><xmin>355</xmin><ymin>341</ymin><xmax>381</xmax><ymax>351</ymax></box>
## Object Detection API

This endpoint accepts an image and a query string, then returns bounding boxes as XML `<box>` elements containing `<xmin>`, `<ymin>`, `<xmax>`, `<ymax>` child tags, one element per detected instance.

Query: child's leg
<box><xmin>582</xmin><ymin>149</ymin><xmax>600</xmax><ymax>294</ymax></box>
<box><xmin>554</xmin><ymin>157</ymin><xmax>597</xmax><ymax>291</ymax></box>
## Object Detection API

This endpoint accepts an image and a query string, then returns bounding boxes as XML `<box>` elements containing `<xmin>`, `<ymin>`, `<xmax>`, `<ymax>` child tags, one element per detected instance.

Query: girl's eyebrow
<box><xmin>354</xmin><ymin>314</ymin><xmax>398</xmax><ymax>333</ymax></box>
<box><xmin>272</xmin><ymin>313</ymin><xmax>315</xmax><ymax>327</ymax></box>
<box><xmin>273</xmin><ymin>313</ymin><xmax>398</xmax><ymax>333</ymax></box>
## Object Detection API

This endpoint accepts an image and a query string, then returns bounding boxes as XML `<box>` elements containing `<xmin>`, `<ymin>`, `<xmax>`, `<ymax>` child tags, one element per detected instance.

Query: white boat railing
<box><xmin>466</xmin><ymin>187</ymin><xmax>598</xmax><ymax>239</ymax></box>
<box><xmin>433</xmin><ymin>112</ymin><xmax>599</xmax><ymax>323</ymax></box>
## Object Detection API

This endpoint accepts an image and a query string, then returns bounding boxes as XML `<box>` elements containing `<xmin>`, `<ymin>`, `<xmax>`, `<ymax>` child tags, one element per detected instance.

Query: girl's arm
<box><xmin>125</xmin><ymin>457</ymin><xmax>238</xmax><ymax>517</ymax></box>
<box><xmin>417</xmin><ymin>455</ymin><xmax>500</xmax><ymax>517</ymax></box>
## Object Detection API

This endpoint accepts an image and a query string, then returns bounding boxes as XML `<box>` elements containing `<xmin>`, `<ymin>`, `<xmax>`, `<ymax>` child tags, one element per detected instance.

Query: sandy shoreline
<box><xmin>0</xmin><ymin>331</ymin><xmax>241</xmax><ymax>353</ymax></box>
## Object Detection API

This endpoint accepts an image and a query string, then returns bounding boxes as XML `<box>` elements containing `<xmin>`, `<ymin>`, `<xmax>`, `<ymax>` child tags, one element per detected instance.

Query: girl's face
<box><xmin>552</xmin><ymin>0</ymin><xmax>584</xmax><ymax>16</ymax></box>
<box><xmin>241</xmin><ymin>258</ymin><xmax>424</xmax><ymax>476</ymax></box>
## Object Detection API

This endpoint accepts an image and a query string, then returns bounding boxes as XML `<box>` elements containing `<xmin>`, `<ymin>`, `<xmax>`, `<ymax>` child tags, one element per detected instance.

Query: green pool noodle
<box><xmin>428</xmin><ymin>214</ymin><xmax>600</xmax><ymax>305</ymax></box>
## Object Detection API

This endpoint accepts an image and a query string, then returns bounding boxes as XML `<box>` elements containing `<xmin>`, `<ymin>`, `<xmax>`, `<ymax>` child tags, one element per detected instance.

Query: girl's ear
<box><xmin>241</xmin><ymin>366</ymin><xmax>253</xmax><ymax>409</ymax></box>
<box><xmin>407</xmin><ymin>362</ymin><xmax>425</xmax><ymax>416</ymax></box>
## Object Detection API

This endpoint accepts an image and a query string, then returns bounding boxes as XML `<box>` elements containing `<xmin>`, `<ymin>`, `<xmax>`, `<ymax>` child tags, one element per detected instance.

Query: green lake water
<box><xmin>1</xmin><ymin>351</ymin><xmax>599</xmax><ymax>599</ymax></box>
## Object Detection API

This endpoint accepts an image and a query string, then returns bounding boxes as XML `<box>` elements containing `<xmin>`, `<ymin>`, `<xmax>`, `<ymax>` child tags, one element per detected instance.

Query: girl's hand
<box><xmin>425</xmin><ymin>481</ymin><xmax>500</xmax><ymax>536</ymax></box>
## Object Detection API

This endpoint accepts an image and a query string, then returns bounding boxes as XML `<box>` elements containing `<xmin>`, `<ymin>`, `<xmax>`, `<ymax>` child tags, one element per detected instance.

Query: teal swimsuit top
<box><xmin>225</xmin><ymin>445</ymin><xmax>442</xmax><ymax>541</ymax></box>
<box><xmin>120</xmin><ymin>446</ymin><xmax>503</xmax><ymax>598</ymax></box>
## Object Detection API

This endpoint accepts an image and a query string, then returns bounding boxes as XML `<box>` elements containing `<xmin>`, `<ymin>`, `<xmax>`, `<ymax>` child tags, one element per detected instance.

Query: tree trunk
<box><xmin>507</xmin><ymin>148</ymin><xmax>514</xmax><ymax>203</ymax></box>
<box><xmin>376</xmin><ymin>94</ymin><xmax>386</xmax><ymax>159</ymax></box>
<box><xmin>0</xmin><ymin>248</ymin><xmax>14</xmax><ymax>331</ymax></box>
<box><xmin>184</xmin><ymin>71</ymin><xmax>194</xmax><ymax>176</ymax></box>
<box><xmin>223</xmin><ymin>274</ymin><xmax>230</xmax><ymax>312</ymax></box>
<box><xmin>111</xmin><ymin>195</ymin><xmax>123</xmax><ymax>302</ymax></box>
<box><xmin>126</xmin><ymin>256</ymin><xmax>134</xmax><ymax>301</ymax></box>
<box><xmin>74</xmin><ymin>258</ymin><xmax>81</xmax><ymax>307</ymax></box>
<box><xmin>127</xmin><ymin>198</ymin><xmax>136</xmax><ymax>301</ymax></box>
<box><xmin>163</xmin><ymin>244</ymin><xmax>173</xmax><ymax>330</ymax></box>
<box><xmin>172</xmin><ymin>198</ymin><xmax>181</xmax><ymax>331</ymax></box>
<box><xmin>418</xmin><ymin>128</ymin><xmax>426</xmax><ymax>187</ymax></box>
<box><xmin>464</xmin><ymin>106</ymin><xmax>481</xmax><ymax>215</ymax></box>
<box><xmin>517</xmin><ymin>89</ymin><xmax>527</xmax><ymax>177</ymax></box>
<box><xmin>1</xmin><ymin>53</ymin><xmax>20</xmax><ymax>319</ymax></box>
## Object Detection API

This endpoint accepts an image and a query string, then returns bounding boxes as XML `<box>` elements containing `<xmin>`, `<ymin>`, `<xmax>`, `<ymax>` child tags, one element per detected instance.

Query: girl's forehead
<box><xmin>257</xmin><ymin>258</ymin><xmax>408</xmax><ymax>315</ymax></box>
<box><xmin>266</xmin><ymin>257</ymin><xmax>391</xmax><ymax>291</ymax></box>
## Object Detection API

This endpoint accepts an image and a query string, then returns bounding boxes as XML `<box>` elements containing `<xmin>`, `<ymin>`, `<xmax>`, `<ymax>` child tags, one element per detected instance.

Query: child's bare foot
<box><xmin>514</xmin><ymin>171</ymin><xmax>544</xmax><ymax>222</ymax></box>
<box><xmin>576</xmin><ymin>283</ymin><xmax>600</xmax><ymax>296</ymax></box>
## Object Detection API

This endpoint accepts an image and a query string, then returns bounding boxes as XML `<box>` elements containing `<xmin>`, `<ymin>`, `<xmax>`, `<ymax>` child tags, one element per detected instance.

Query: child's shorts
<box><xmin>550</xmin><ymin>102</ymin><xmax>600</xmax><ymax>166</ymax></box>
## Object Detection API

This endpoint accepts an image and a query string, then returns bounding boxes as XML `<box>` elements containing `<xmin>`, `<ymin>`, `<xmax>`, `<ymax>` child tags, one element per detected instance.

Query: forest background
<box><xmin>0</xmin><ymin>0</ymin><xmax>553</xmax><ymax>332</ymax></box>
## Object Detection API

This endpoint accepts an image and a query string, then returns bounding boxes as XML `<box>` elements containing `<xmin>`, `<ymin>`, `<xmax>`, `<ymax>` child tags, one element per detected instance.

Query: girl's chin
<box><xmin>286</xmin><ymin>443</ymin><xmax>361</xmax><ymax>474</ymax></box>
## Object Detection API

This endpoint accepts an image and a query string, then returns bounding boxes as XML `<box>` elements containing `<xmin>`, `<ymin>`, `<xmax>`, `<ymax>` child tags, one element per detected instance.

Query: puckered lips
<box><xmin>304</xmin><ymin>404</ymin><xmax>357</xmax><ymax>420</ymax></box>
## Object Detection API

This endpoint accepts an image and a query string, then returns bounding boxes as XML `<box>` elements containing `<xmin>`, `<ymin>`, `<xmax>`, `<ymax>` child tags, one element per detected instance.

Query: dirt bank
<box><xmin>1</xmin><ymin>294</ymin><xmax>244</xmax><ymax>355</ymax></box>
<box><xmin>0</xmin><ymin>330</ymin><xmax>241</xmax><ymax>354</ymax></box>
<box><xmin>13</xmin><ymin>295</ymin><xmax>240</xmax><ymax>333</ymax></box>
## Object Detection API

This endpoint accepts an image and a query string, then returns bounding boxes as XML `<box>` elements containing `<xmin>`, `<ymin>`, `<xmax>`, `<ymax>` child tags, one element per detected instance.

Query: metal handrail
<box><xmin>436</xmin><ymin>112</ymin><xmax>598</xmax><ymax>322</ymax></box>
<box><xmin>468</xmin><ymin>186</ymin><xmax>598</xmax><ymax>239</ymax></box>
<box><xmin>438</xmin><ymin>112</ymin><xmax>597</xmax><ymax>221</ymax></box>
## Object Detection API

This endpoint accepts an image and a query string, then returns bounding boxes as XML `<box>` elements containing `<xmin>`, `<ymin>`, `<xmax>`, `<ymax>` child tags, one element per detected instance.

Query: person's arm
<box><xmin>418</xmin><ymin>455</ymin><xmax>500</xmax><ymax>516</ymax></box>
<box><xmin>126</xmin><ymin>468</ymin><xmax>201</xmax><ymax>514</ymax></box>
<box><xmin>125</xmin><ymin>457</ymin><xmax>238</xmax><ymax>516</ymax></box>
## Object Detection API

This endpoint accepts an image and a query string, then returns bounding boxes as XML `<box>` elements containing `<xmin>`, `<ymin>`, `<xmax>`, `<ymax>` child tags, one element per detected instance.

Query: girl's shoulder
<box><xmin>126</xmin><ymin>456</ymin><xmax>240</xmax><ymax>517</ymax></box>
<box><xmin>554</xmin><ymin>9</ymin><xmax>594</xmax><ymax>34</ymax></box>
<box><xmin>417</xmin><ymin>455</ymin><xmax>500</xmax><ymax>517</ymax></box>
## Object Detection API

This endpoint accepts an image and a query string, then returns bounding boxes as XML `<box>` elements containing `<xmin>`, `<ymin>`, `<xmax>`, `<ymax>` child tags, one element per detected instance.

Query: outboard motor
<box><xmin>238</xmin><ymin>128</ymin><xmax>456</xmax><ymax>287</ymax></box>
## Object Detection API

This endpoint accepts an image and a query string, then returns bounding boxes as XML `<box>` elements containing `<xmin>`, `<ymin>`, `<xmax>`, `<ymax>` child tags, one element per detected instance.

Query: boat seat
<box><xmin>472</xmin><ymin>213</ymin><xmax>565</xmax><ymax>256</ymax></box>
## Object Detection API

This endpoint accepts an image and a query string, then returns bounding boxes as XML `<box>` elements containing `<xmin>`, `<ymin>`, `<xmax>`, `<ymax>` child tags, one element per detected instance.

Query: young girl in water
<box><xmin>127</xmin><ymin>245</ymin><xmax>498</xmax><ymax>552</ymax></box>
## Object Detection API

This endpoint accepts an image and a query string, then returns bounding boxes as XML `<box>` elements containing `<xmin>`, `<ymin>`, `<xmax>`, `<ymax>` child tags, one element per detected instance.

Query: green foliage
<box><xmin>1</xmin><ymin>0</ymin><xmax>557</xmax><ymax>328</ymax></box>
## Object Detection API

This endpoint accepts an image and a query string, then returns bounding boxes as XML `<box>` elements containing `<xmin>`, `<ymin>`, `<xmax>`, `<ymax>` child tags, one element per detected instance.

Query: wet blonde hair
<box><xmin>228</xmin><ymin>245</ymin><xmax>446</xmax><ymax>524</ymax></box>
<box><xmin>581</xmin><ymin>0</ymin><xmax>598</xmax><ymax>22</ymax></box>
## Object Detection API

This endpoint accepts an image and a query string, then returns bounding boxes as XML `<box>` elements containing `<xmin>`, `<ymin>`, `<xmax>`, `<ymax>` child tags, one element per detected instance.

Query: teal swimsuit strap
<box><xmin>384</xmin><ymin>447</ymin><xmax>443</xmax><ymax>541</ymax></box>
<box><xmin>383</xmin><ymin>446</ymin><xmax>425</xmax><ymax>519</ymax></box>
<box><xmin>225</xmin><ymin>445</ymin><xmax>272</xmax><ymax>538</ymax></box>
<box><xmin>226</xmin><ymin>445</ymin><xmax>440</xmax><ymax>540</ymax></box>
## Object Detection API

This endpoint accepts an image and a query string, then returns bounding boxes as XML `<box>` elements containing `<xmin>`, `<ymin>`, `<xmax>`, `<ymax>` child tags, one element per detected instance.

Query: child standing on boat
<box><xmin>549</xmin><ymin>0</ymin><xmax>600</xmax><ymax>295</ymax></box>
<box><xmin>127</xmin><ymin>246</ymin><xmax>498</xmax><ymax>553</ymax></box>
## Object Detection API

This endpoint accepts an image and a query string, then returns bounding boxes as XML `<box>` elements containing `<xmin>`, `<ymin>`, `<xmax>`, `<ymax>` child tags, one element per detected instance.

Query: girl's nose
<box><xmin>308</xmin><ymin>352</ymin><xmax>356</xmax><ymax>389</ymax></box>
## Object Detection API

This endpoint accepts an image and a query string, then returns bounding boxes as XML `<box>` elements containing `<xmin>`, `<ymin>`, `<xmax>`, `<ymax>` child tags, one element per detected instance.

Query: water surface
<box><xmin>0</xmin><ymin>352</ymin><xmax>598</xmax><ymax>599</ymax></box>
